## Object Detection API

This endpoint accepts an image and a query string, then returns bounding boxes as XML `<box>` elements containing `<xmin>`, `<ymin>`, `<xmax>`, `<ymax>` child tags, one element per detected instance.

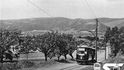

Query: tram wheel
<box><xmin>77</xmin><ymin>61</ymin><xmax>82</xmax><ymax>65</ymax></box>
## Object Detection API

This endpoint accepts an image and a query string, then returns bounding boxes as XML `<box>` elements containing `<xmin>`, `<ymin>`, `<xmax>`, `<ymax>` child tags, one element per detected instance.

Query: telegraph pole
<box><xmin>105</xmin><ymin>43</ymin><xmax>107</xmax><ymax>60</ymax></box>
<box><xmin>95</xmin><ymin>18</ymin><xmax>98</xmax><ymax>62</ymax></box>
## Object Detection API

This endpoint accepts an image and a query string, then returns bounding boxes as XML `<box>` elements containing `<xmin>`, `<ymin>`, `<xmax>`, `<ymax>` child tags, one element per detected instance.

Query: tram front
<box><xmin>76</xmin><ymin>45</ymin><xmax>96</xmax><ymax>64</ymax></box>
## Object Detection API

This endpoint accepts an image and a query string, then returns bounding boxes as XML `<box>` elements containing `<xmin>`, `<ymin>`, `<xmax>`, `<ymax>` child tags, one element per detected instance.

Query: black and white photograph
<box><xmin>0</xmin><ymin>0</ymin><xmax>124</xmax><ymax>70</ymax></box>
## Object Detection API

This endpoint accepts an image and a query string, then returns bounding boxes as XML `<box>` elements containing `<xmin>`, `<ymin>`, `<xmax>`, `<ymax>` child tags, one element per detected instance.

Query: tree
<box><xmin>0</xmin><ymin>29</ymin><xmax>21</xmax><ymax>62</ymax></box>
<box><xmin>36</xmin><ymin>32</ymin><xmax>57</xmax><ymax>61</ymax></box>
<box><xmin>55</xmin><ymin>33</ymin><xmax>77</xmax><ymax>60</ymax></box>
<box><xmin>104</xmin><ymin>26</ymin><xmax>124</xmax><ymax>57</ymax></box>
<box><xmin>19</xmin><ymin>35</ymin><xmax>35</xmax><ymax>60</ymax></box>
<box><xmin>104</xmin><ymin>27</ymin><xmax>111</xmax><ymax>43</ymax></box>
<box><xmin>35</xmin><ymin>31</ymin><xmax>77</xmax><ymax>61</ymax></box>
<box><xmin>119</xmin><ymin>26</ymin><xmax>124</xmax><ymax>33</ymax></box>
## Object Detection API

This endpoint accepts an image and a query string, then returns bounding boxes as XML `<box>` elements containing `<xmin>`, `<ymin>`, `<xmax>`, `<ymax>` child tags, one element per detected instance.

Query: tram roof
<box><xmin>77</xmin><ymin>45</ymin><xmax>95</xmax><ymax>50</ymax></box>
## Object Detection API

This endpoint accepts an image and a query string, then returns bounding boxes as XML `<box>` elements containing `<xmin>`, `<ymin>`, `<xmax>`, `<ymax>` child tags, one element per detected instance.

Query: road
<box><xmin>35</xmin><ymin>50</ymin><xmax>105</xmax><ymax>70</ymax></box>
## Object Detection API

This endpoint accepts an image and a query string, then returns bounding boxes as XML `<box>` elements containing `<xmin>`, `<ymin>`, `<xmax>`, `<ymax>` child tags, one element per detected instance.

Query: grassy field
<box><xmin>0</xmin><ymin>52</ymin><xmax>76</xmax><ymax>70</ymax></box>
<box><xmin>0</xmin><ymin>58</ymin><xmax>63</xmax><ymax>70</ymax></box>
<box><xmin>0</xmin><ymin>50</ymin><xmax>106</xmax><ymax>70</ymax></box>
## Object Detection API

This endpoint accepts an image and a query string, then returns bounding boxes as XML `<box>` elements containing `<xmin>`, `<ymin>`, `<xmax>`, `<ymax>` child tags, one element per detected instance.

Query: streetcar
<box><xmin>76</xmin><ymin>45</ymin><xmax>97</xmax><ymax>64</ymax></box>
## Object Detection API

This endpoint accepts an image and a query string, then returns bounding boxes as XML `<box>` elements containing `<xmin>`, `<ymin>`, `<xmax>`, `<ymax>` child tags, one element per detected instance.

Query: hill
<box><xmin>0</xmin><ymin>17</ymin><xmax>110</xmax><ymax>33</ymax></box>
<box><xmin>1</xmin><ymin>17</ymin><xmax>124</xmax><ymax>32</ymax></box>
<box><xmin>117</xmin><ymin>23</ymin><xmax>124</xmax><ymax>28</ymax></box>
<box><xmin>98</xmin><ymin>18</ymin><xmax>124</xmax><ymax>28</ymax></box>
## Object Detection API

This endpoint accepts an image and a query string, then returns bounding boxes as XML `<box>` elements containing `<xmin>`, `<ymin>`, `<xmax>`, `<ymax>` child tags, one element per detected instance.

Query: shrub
<box><xmin>21</xmin><ymin>60</ymin><xmax>35</xmax><ymax>68</ymax></box>
<box><xmin>0</xmin><ymin>62</ymin><xmax>22</xmax><ymax>70</ymax></box>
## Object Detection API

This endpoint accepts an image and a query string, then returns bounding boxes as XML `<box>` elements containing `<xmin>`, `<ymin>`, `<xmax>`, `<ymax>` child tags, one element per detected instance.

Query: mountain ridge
<box><xmin>0</xmin><ymin>17</ymin><xmax>124</xmax><ymax>32</ymax></box>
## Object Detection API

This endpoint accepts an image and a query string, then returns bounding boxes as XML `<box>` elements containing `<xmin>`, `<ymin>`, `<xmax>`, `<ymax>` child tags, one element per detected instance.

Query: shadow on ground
<box><xmin>54</xmin><ymin>58</ymin><xmax>77</xmax><ymax>63</ymax></box>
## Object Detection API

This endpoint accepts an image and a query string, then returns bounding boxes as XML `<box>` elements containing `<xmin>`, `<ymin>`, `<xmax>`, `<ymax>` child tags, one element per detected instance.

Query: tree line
<box><xmin>0</xmin><ymin>29</ymin><xmax>77</xmax><ymax>61</ymax></box>
<box><xmin>104</xmin><ymin>26</ymin><xmax>124</xmax><ymax>57</ymax></box>
<box><xmin>1</xmin><ymin>26</ymin><xmax>123</xmax><ymax>62</ymax></box>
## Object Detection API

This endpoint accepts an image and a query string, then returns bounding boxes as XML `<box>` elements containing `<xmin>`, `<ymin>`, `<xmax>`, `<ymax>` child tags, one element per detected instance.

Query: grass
<box><xmin>80</xmin><ymin>66</ymin><xmax>93</xmax><ymax>70</ymax></box>
<box><xmin>20</xmin><ymin>59</ymin><xmax>62</xmax><ymax>70</ymax></box>
<box><xmin>0</xmin><ymin>59</ymin><xmax>58</xmax><ymax>70</ymax></box>
<box><xmin>0</xmin><ymin>62</ymin><xmax>22</xmax><ymax>70</ymax></box>
<box><xmin>0</xmin><ymin>51</ymin><xmax>76</xmax><ymax>70</ymax></box>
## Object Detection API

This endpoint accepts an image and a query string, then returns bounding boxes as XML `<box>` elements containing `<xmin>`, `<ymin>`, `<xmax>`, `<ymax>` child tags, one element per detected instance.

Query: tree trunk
<box><xmin>26</xmin><ymin>53</ymin><xmax>29</xmax><ymax>60</ymax></box>
<box><xmin>57</xmin><ymin>54</ymin><xmax>61</xmax><ymax>61</ymax></box>
<box><xmin>44</xmin><ymin>53</ymin><xmax>48</xmax><ymax>61</ymax></box>
<box><xmin>0</xmin><ymin>52</ymin><xmax>4</xmax><ymax>63</ymax></box>
<box><xmin>64</xmin><ymin>54</ymin><xmax>67</xmax><ymax>60</ymax></box>
<box><xmin>57</xmin><ymin>56</ymin><xmax>60</xmax><ymax>61</ymax></box>
<box><xmin>0</xmin><ymin>57</ymin><xmax>3</xmax><ymax>63</ymax></box>
<box><xmin>69</xmin><ymin>54</ymin><xmax>74</xmax><ymax>59</ymax></box>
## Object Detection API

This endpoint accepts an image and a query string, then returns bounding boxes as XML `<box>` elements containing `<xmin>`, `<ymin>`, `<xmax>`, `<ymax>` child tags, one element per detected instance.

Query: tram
<box><xmin>76</xmin><ymin>45</ymin><xmax>97</xmax><ymax>64</ymax></box>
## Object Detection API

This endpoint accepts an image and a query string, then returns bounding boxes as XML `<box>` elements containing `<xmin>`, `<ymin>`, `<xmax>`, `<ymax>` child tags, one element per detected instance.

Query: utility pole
<box><xmin>105</xmin><ymin>43</ymin><xmax>107</xmax><ymax>60</ymax></box>
<box><xmin>95</xmin><ymin>18</ymin><xmax>98</xmax><ymax>62</ymax></box>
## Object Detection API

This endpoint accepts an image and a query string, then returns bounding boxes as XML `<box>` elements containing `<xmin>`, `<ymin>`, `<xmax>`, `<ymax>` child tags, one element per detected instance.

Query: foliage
<box><xmin>0</xmin><ymin>29</ymin><xmax>22</xmax><ymax>62</ymax></box>
<box><xmin>104</xmin><ymin>26</ymin><xmax>124</xmax><ymax>57</ymax></box>
<box><xmin>104</xmin><ymin>27</ymin><xmax>111</xmax><ymax>43</ymax></box>
<box><xmin>0</xmin><ymin>61</ymin><xmax>35</xmax><ymax>70</ymax></box>
<box><xmin>35</xmin><ymin>31</ymin><xmax>77</xmax><ymax>61</ymax></box>
<box><xmin>19</xmin><ymin>35</ymin><xmax>35</xmax><ymax>53</ymax></box>
<box><xmin>0</xmin><ymin>62</ymin><xmax>22</xmax><ymax>70</ymax></box>
<box><xmin>0</xmin><ymin>28</ymin><xmax>77</xmax><ymax>61</ymax></box>
<box><xmin>119</xmin><ymin>26</ymin><xmax>124</xmax><ymax>33</ymax></box>
<box><xmin>0</xmin><ymin>29</ymin><xmax>21</xmax><ymax>50</ymax></box>
<box><xmin>21</xmin><ymin>60</ymin><xmax>35</xmax><ymax>68</ymax></box>
<box><xmin>34</xmin><ymin>31</ymin><xmax>57</xmax><ymax>61</ymax></box>
<box><xmin>55</xmin><ymin>33</ymin><xmax>77</xmax><ymax>60</ymax></box>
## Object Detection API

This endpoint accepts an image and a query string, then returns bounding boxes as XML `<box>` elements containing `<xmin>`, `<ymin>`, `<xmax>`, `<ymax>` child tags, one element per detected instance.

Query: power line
<box><xmin>81</xmin><ymin>0</ymin><xmax>99</xmax><ymax>62</ymax></box>
<box><xmin>83</xmin><ymin>0</ymin><xmax>109</xmax><ymax>62</ymax></box>
<box><xmin>83</xmin><ymin>0</ymin><xmax>98</xmax><ymax>18</ymax></box>
<box><xmin>80</xmin><ymin>0</ymin><xmax>100</xmax><ymax>28</ymax></box>
<box><xmin>27</xmin><ymin>0</ymin><xmax>52</xmax><ymax>17</ymax></box>
<box><xmin>82</xmin><ymin>0</ymin><xmax>106</xmax><ymax>28</ymax></box>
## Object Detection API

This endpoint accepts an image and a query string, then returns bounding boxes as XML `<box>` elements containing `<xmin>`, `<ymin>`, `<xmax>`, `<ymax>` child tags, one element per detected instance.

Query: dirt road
<box><xmin>36</xmin><ymin>50</ymin><xmax>105</xmax><ymax>70</ymax></box>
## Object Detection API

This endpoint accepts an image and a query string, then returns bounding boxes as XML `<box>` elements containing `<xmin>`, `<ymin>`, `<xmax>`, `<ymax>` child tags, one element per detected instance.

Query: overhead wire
<box><xmin>80</xmin><ymin>0</ymin><xmax>98</xmax><ymax>30</ymax></box>
<box><xmin>84</xmin><ymin>0</ymin><xmax>105</xmax><ymax>24</ymax></box>
<box><xmin>27</xmin><ymin>0</ymin><xmax>52</xmax><ymax>17</ymax></box>
<box><xmin>26</xmin><ymin>0</ymin><xmax>105</xmax><ymax>25</ymax></box>
<box><xmin>83</xmin><ymin>0</ymin><xmax>99</xmax><ymax>61</ymax></box>
<box><xmin>83</xmin><ymin>0</ymin><xmax>98</xmax><ymax>18</ymax></box>
<box><xmin>82</xmin><ymin>0</ymin><xmax>108</xmax><ymax>31</ymax></box>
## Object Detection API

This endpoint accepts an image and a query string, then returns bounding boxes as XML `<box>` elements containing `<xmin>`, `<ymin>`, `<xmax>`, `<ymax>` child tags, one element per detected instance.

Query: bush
<box><xmin>21</xmin><ymin>60</ymin><xmax>35</xmax><ymax>68</ymax></box>
<box><xmin>0</xmin><ymin>62</ymin><xmax>22</xmax><ymax>70</ymax></box>
<box><xmin>0</xmin><ymin>60</ymin><xmax>35</xmax><ymax>70</ymax></box>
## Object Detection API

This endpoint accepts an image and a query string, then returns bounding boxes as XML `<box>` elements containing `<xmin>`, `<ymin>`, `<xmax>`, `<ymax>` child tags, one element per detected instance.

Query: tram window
<box><xmin>78</xmin><ymin>48</ymin><xmax>85</xmax><ymax>51</ymax></box>
<box><xmin>77</xmin><ymin>51</ymin><xmax>85</xmax><ymax>54</ymax></box>
<box><xmin>77</xmin><ymin>48</ymin><xmax>88</xmax><ymax>54</ymax></box>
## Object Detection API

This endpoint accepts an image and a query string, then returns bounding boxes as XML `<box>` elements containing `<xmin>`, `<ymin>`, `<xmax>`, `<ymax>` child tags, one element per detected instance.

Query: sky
<box><xmin>0</xmin><ymin>0</ymin><xmax>124</xmax><ymax>19</ymax></box>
